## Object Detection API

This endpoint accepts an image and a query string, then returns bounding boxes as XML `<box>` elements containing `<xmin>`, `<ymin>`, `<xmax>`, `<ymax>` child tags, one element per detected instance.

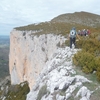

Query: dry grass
<box><xmin>15</xmin><ymin>21</ymin><xmax>100</xmax><ymax>37</ymax></box>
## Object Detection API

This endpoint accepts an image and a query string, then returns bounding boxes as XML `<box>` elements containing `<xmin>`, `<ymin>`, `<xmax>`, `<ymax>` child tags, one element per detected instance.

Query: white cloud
<box><xmin>0</xmin><ymin>0</ymin><xmax>100</xmax><ymax>35</ymax></box>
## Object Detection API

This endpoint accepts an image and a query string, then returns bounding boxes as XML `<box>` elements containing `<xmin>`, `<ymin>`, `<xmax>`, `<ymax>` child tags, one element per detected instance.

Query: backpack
<box><xmin>70</xmin><ymin>29</ymin><xmax>76</xmax><ymax>38</ymax></box>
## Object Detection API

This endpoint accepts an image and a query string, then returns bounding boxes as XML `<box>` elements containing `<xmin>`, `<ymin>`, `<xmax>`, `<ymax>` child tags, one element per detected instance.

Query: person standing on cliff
<box><xmin>69</xmin><ymin>27</ymin><xmax>80</xmax><ymax>50</ymax></box>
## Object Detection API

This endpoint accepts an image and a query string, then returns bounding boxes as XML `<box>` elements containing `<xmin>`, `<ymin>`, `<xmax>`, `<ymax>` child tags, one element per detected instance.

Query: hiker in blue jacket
<box><xmin>69</xmin><ymin>27</ymin><xmax>80</xmax><ymax>49</ymax></box>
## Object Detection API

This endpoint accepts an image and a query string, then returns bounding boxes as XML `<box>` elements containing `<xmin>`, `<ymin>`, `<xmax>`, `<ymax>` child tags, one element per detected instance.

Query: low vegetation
<box><xmin>15</xmin><ymin>22</ymin><xmax>95</xmax><ymax>37</ymax></box>
<box><xmin>73</xmin><ymin>33</ymin><xmax>100</xmax><ymax>81</ymax></box>
<box><xmin>1</xmin><ymin>81</ymin><xmax>30</xmax><ymax>100</ymax></box>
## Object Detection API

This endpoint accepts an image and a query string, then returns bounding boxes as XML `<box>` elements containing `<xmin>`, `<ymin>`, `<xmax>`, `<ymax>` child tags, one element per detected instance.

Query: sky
<box><xmin>0</xmin><ymin>0</ymin><xmax>100</xmax><ymax>36</ymax></box>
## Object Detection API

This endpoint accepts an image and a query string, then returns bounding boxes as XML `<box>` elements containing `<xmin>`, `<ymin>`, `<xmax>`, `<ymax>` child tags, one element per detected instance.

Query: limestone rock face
<box><xmin>26</xmin><ymin>47</ymin><xmax>93</xmax><ymax>100</ymax></box>
<box><xmin>9</xmin><ymin>29</ymin><xmax>66</xmax><ymax>89</ymax></box>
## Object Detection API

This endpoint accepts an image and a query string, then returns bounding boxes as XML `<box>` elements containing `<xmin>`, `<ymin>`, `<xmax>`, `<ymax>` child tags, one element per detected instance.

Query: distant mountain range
<box><xmin>0</xmin><ymin>35</ymin><xmax>10</xmax><ymax>46</ymax></box>
<box><xmin>0</xmin><ymin>36</ymin><xmax>9</xmax><ymax>80</ymax></box>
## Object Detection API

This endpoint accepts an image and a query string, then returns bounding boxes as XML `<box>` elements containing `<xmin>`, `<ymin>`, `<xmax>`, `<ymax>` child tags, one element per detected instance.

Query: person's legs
<box><xmin>70</xmin><ymin>37</ymin><xmax>72</xmax><ymax>48</ymax></box>
<box><xmin>73</xmin><ymin>37</ymin><xmax>76</xmax><ymax>48</ymax></box>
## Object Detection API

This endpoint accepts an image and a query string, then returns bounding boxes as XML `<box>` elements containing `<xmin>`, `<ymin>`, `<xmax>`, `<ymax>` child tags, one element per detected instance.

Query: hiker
<box><xmin>69</xmin><ymin>27</ymin><xmax>80</xmax><ymax>49</ymax></box>
<box><xmin>80</xmin><ymin>30</ymin><xmax>84</xmax><ymax>36</ymax></box>
<box><xmin>78</xmin><ymin>30</ymin><xmax>81</xmax><ymax>35</ymax></box>
<box><xmin>87</xmin><ymin>29</ymin><xmax>91</xmax><ymax>35</ymax></box>
<box><xmin>83</xmin><ymin>29</ymin><xmax>87</xmax><ymax>36</ymax></box>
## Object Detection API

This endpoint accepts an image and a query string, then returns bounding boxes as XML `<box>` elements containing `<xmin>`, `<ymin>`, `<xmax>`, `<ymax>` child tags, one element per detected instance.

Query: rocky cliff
<box><xmin>26</xmin><ymin>47</ymin><xmax>94</xmax><ymax>100</ymax></box>
<box><xmin>9</xmin><ymin>11</ymin><xmax>100</xmax><ymax>100</ymax></box>
<box><xmin>9</xmin><ymin>29</ymin><xmax>66</xmax><ymax>89</ymax></box>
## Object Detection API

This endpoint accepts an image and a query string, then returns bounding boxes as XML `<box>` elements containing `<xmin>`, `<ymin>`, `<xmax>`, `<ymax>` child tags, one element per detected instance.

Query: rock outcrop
<box><xmin>26</xmin><ymin>47</ymin><xmax>93</xmax><ymax>100</ymax></box>
<box><xmin>9</xmin><ymin>29</ymin><xmax>66</xmax><ymax>89</ymax></box>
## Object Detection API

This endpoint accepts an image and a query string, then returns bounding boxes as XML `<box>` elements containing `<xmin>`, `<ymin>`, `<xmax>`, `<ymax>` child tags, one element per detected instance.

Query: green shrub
<box><xmin>73</xmin><ymin>32</ymin><xmax>100</xmax><ymax>81</ymax></box>
<box><xmin>4</xmin><ymin>81</ymin><xmax>30</xmax><ymax>100</ymax></box>
<box><xmin>73</xmin><ymin>51</ymin><xmax>95</xmax><ymax>74</ymax></box>
<box><xmin>76</xmin><ymin>36</ymin><xmax>100</xmax><ymax>55</ymax></box>
<box><xmin>96</xmin><ymin>66</ymin><xmax>100</xmax><ymax>81</ymax></box>
<box><xmin>76</xmin><ymin>37</ymin><xmax>86</xmax><ymax>48</ymax></box>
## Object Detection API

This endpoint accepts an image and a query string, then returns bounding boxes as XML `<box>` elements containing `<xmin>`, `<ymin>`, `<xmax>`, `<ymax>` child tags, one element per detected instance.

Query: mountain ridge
<box><xmin>14</xmin><ymin>11</ymin><xmax>100</xmax><ymax>37</ymax></box>
<box><xmin>51</xmin><ymin>11</ymin><xmax>100</xmax><ymax>27</ymax></box>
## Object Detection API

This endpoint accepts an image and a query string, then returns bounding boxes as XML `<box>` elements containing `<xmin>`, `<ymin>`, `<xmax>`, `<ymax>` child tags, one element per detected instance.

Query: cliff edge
<box><xmin>9</xmin><ymin>29</ymin><xmax>66</xmax><ymax>89</ymax></box>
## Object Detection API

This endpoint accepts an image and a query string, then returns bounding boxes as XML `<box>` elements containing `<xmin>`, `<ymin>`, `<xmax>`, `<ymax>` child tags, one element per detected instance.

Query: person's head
<box><xmin>72</xmin><ymin>27</ymin><xmax>76</xmax><ymax>30</ymax></box>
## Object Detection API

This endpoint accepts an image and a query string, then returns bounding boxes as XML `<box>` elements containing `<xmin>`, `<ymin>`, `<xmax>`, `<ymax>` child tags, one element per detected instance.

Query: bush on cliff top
<box><xmin>73</xmin><ymin>33</ymin><xmax>100</xmax><ymax>81</ymax></box>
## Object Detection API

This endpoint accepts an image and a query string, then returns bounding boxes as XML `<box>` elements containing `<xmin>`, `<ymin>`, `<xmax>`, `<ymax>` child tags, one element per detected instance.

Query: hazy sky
<box><xmin>0</xmin><ymin>0</ymin><xmax>100</xmax><ymax>35</ymax></box>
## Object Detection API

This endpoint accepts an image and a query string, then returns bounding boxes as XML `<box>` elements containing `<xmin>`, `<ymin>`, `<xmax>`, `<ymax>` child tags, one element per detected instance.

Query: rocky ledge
<box><xmin>26</xmin><ymin>47</ymin><xmax>97</xmax><ymax>100</ymax></box>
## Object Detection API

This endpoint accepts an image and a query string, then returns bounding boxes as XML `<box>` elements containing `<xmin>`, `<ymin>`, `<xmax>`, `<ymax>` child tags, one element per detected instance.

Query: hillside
<box><xmin>51</xmin><ymin>11</ymin><xmax>100</xmax><ymax>27</ymax></box>
<box><xmin>14</xmin><ymin>11</ymin><xmax>100</xmax><ymax>38</ymax></box>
